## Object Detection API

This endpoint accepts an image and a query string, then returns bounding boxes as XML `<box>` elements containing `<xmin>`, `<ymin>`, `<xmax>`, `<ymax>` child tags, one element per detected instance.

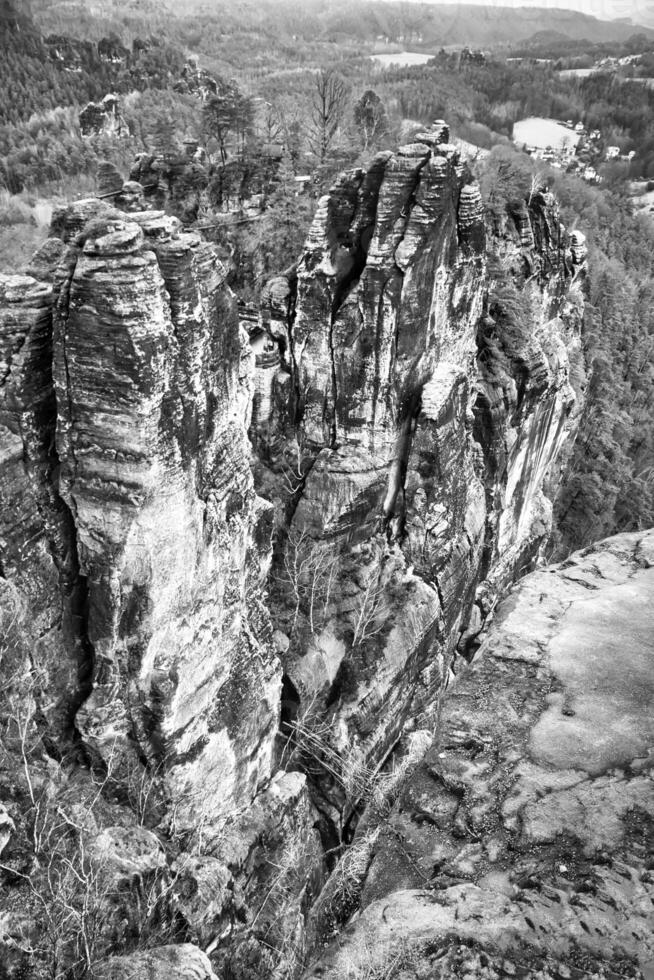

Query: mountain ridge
<box><xmin>26</xmin><ymin>0</ymin><xmax>654</xmax><ymax>45</ymax></box>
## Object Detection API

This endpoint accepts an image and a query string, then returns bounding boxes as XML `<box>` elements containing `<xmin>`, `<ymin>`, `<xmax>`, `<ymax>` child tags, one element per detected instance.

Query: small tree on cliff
<box><xmin>308</xmin><ymin>69</ymin><xmax>349</xmax><ymax>163</ymax></box>
<box><xmin>353</xmin><ymin>89</ymin><xmax>388</xmax><ymax>151</ymax></box>
<box><xmin>150</xmin><ymin>112</ymin><xmax>181</xmax><ymax>162</ymax></box>
<box><xmin>202</xmin><ymin>77</ymin><xmax>254</xmax><ymax>164</ymax></box>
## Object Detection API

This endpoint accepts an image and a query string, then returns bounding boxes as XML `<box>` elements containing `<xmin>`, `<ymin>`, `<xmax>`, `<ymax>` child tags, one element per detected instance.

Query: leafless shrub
<box><xmin>308</xmin><ymin>70</ymin><xmax>349</xmax><ymax>162</ymax></box>
<box><xmin>351</xmin><ymin>566</ymin><xmax>385</xmax><ymax>648</ymax></box>
<box><xmin>276</xmin><ymin>526</ymin><xmax>340</xmax><ymax>637</ymax></box>
<box><xmin>0</xmin><ymin>610</ymin><xmax>186</xmax><ymax>977</ymax></box>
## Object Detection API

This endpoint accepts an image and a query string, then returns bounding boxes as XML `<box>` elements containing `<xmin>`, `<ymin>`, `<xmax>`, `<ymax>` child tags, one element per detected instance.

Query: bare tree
<box><xmin>309</xmin><ymin>69</ymin><xmax>349</xmax><ymax>163</ymax></box>
<box><xmin>528</xmin><ymin>170</ymin><xmax>545</xmax><ymax>206</ymax></box>
<box><xmin>278</xmin><ymin>527</ymin><xmax>340</xmax><ymax>635</ymax></box>
<box><xmin>259</xmin><ymin>101</ymin><xmax>284</xmax><ymax>145</ymax></box>
<box><xmin>353</xmin><ymin>90</ymin><xmax>388</xmax><ymax>151</ymax></box>
<box><xmin>266</xmin><ymin>96</ymin><xmax>305</xmax><ymax>172</ymax></box>
<box><xmin>351</xmin><ymin>565</ymin><xmax>385</xmax><ymax>648</ymax></box>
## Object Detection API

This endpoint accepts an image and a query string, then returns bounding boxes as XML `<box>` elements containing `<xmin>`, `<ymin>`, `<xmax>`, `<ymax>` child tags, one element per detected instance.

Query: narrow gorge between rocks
<box><xmin>1</xmin><ymin>121</ymin><xmax>651</xmax><ymax>980</ymax></box>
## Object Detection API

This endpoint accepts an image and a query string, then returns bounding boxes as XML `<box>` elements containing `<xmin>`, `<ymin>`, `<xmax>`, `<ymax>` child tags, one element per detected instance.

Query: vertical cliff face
<box><xmin>0</xmin><ymin>204</ymin><xmax>324</xmax><ymax>980</ymax></box>
<box><xmin>1</xmin><ymin>205</ymin><xmax>281</xmax><ymax>829</ymax></box>
<box><xmin>0</xmin><ymin>267</ymin><xmax>87</xmax><ymax>740</ymax></box>
<box><xmin>0</xmin><ymin>124</ymin><xmax>587</xmax><ymax>978</ymax></box>
<box><xmin>253</xmin><ymin>124</ymin><xmax>586</xmax><ymax>834</ymax></box>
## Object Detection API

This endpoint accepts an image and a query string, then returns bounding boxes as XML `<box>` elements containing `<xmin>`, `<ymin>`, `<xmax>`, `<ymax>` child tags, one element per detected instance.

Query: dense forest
<box><xmin>507</xmin><ymin>29</ymin><xmax>654</xmax><ymax>64</ymax></box>
<box><xmin>0</xmin><ymin>0</ymin><xmax>194</xmax><ymax>195</ymax></box>
<box><xmin>551</xmin><ymin>178</ymin><xmax>654</xmax><ymax>550</ymax></box>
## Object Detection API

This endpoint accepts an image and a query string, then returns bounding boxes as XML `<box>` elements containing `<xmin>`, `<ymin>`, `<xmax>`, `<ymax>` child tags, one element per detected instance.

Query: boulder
<box><xmin>94</xmin><ymin>944</ymin><xmax>219</xmax><ymax>980</ymax></box>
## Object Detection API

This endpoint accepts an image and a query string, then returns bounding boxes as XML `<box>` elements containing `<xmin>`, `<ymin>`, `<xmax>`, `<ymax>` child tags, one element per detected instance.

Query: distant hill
<box><xmin>26</xmin><ymin>0</ymin><xmax>654</xmax><ymax>46</ymax></box>
<box><xmin>0</xmin><ymin>0</ymin><xmax>36</xmax><ymax>30</ymax></box>
<box><xmin>0</xmin><ymin>0</ymin><xmax>185</xmax><ymax>137</ymax></box>
<box><xmin>156</xmin><ymin>0</ymin><xmax>654</xmax><ymax>46</ymax></box>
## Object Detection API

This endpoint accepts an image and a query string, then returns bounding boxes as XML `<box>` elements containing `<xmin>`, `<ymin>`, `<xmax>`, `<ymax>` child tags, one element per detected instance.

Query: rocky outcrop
<box><xmin>97</xmin><ymin>35</ymin><xmax>129</xmax><ymax>63</ymax></box>
<box><xmin>79</xmin><ymin>93</ymin><xmax>128</xmax><ymax>138</ymax></box>
<box><xmin>45</xmin><ymin>33</ymin><xmax>96</xmax><ymax>69</ymax></box>
<box><xmin>0</xmin><ymin>198</ymin><xmax>325</xmax><ymax>980</ymax></box>
<box><xmin>0</xmin><ymin>272</ymin><xmax>89</xmax><ymax>739</ymax></box>
<box><xmin>1</xmin><ymin>204</ymin><xmax>283</xmax><ymax>823</ymax></box>
<box><xmin>251</xmin><ymin>124</ymin><xmax>586</xmax><ymax>840</ymax></box>
<box><xmin>174</xmin><ymin>60</ymin><xmax>219</xmax><ymax>102</ymax></box>
<box><xmin>129</xmin><ymin>152</ymin><xmax>209</xmax><ymax>223</ymax></box>
<box><xmin>1</xmin><ymin>122</ymin><xmax>588</xmax><ymax>978</ymax></box>
<box><xmin>97</xmin><ymin>160</ymin><xmax>125</xmax><ymax>198</ymax></box>
<box><xmin>305</xmin><ymin>529</ymin><xmax>654</xmax><ymax>979</ymax></box>
<box><xmin>49</xmin><ymin>205</ymin><xmax>280</xmax><ymax>827</ymax></box>
<box><xmin>95</xmin><ymin>944</ymin><xmax>218</xmax><ymax>980</ymax></box>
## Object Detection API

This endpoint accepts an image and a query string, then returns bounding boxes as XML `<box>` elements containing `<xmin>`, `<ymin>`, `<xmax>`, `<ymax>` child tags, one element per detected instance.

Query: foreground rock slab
<box><xmin>305</xmin><ymin>530</ymin><xmax>654</xmax><ymax>979</ymax></box>
<box><xmin>95</xmin><ymin>943</ymin><xmax>218</xmax><ymax>980</ymax></box>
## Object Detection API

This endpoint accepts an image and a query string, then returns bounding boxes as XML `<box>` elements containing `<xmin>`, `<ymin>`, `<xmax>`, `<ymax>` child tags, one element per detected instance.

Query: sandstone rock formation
<box><xmin>95</xmin><ymin>943</ymin><xmax>219</xmax><ymax>980</ymax></box>
<box><xmin>0</xmin><ymin>271</ymin><xmax>88</xmax><ymax>739</ymax></box>
<box><xmin>79</xmin><ymin>93</ymin><xmax>128</xmax><ymax>138</ymax></box>
<box><xmin>304</xmin><ymin>529</ymin><xmax>654</xmax><ymax>979</ymax></box>
<box><xmin>45</xmin><ymin>33</ymin><xmax>96</xmax><ymax>69</ymax></box>
<box><xmin>2</xmin><ymin>204</ymin><xmax>281</xmax><ymax>825</ymax></box>
<box><xmin>174</xmin><ymin>59</ymin><xmax>220</xmax><ymax>102</ymax></box>
<box><xmin>0</xmin><ymin>198</ymin><xmax>321</xmax><ymax>980</ymax></box>
<box><xmin>0</xmin><ymin>122</ymin><xmax>590</xmax><ymax>978</ymax></box>
<box><xmin>252</xmin><ymin>123</ymin><xmax>587</xmax><ymax>841</ymax></box>
<box><xmin>129</xmin><ymin>152</ymin><xmax>210</xmax><ymax>222</ymax></box>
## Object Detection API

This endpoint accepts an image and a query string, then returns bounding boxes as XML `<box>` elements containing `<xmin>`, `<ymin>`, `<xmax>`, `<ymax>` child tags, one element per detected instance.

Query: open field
<box><xmin>513</xmin><ymin>116</ymin><xmax>579</xmax><ymax>151</ymax></box>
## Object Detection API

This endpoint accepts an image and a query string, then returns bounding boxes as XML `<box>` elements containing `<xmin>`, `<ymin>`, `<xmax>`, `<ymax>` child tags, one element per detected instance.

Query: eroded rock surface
<box><xmin>95</xmin><ymin>943</ymin><xmax>219</xmax><ymax>980</ymax></box>
<box><xmin>253</xmin><ymin>123</ymin><xmax>586</xmax><ymax>837</ymax></box>
<box><xmin>0</xmin><ymin>272</ymin><xmax>89</xmax><ymax>738</ymax></box>
<box><xmin>1</xmin><ymin>122</ymin><xmax>591</xmax><ymax>978</ymax></box>
<box><xmin>305</xmin><ymin>530</ymin><xmax>654</xmax><ymax>979</ymax></box>
<box><xmin>47</xmin><ymin>208</ymin><xmax>280</xmax><ymax>826</ymax></box>
<box><xmin>0</xmin><ymin>198</ymin><xmax>324</xmax><ymax>980</ymax></box>
<box><xmin>1</xmin><ymin>210</ymin><xmax>283</xmax><ymax>810</ymax></box>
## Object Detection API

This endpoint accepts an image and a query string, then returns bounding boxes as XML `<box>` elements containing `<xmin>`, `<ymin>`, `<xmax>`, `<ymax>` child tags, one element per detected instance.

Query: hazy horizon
<box><xmin>374</xmin><ymin>0</ymin><xmax>654</xmax><ymax>27</ymax></box>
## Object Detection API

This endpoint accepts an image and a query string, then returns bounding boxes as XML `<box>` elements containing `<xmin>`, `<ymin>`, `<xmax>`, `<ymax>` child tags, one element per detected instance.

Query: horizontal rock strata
<box><xmin>0</xmin><ymin>272</ymin><xmax>88</xmax><ymax>737</ymax></box>
<box><xmin>52</xmin><ymin>208</ymin><xmax>281</xmax><ymax>826</ymax></box>
<box><xmin>1</xmin><ymin>204</ymin><xmax>284</xmax><ymax>829</ymax></box>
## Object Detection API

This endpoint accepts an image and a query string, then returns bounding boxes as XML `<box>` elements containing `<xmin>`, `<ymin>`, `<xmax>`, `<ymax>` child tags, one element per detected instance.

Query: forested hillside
<box><xmin>7</xmin><ymin>0</ymin><xmax>654</xmax><ymax>195</ymax></box>
<box><xmin>0</xmin><ymin>4</ymin><xmax>182</xmax><ymax>127</ymax></box>
<box><xmin>30</xmin><ymin>0</ymin><xmax>652</xmax><ymax>47</ymax></box>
